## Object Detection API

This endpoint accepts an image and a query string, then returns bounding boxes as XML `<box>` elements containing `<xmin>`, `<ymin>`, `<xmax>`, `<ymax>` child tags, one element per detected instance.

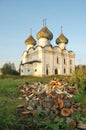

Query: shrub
<box><xmin>70</xmin><ymin>66</ymin><xmax>86</xmax><ymax>95</ymax></box>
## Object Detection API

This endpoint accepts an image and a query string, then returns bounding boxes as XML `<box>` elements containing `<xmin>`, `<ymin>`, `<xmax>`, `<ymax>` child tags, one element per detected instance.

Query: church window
<box><xmin>64</xmin><ymin>58</ymin><xmax>66</xmax><ymax>64</ymax></box>
<box><xmin>35</xmin><ymin>69</ymin><xmax>37</xmax><ymax>72</ymax></box>
<box><xmin>64</xmin><ymin>68</ymin><xmax>66</xmax><ymax>74</ymax></box>
<box><xmin>57</xmin><ymin>57</ymin><xmax>59</xmax><ymax>64</ymax></box>
<box><xmin>70</xmin><ymin>59</ymin><xmax>72</xmax><ymax>64</ymax></box>
<box><xmin>46</xmin><ymin>64</ymin><xmax>49</xmax><ymax>75</ymax></box>
<box><xmin>70</xmin><ymin>68</ymin><xmax>72</xmax><ymax>73</ymax></box>
<box><xmin>46</xmin><ymin>69</ymin><xmax>48</xmax><ymax>75</ymax></box>
<box><xmin>28</xmin><ymin>69</ymin><xmax>30</xmax><ymax>72</ymax></box>
<box><xmin>55</xmin><ymin>68</ymin><xmax>58</xmax><ymax>74</ymax></box>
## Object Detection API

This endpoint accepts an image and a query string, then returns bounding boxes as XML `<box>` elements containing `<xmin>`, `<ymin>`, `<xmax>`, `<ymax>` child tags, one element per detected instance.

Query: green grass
<box><xmin>73</xmin><ymin>94</ymin><xmax>86</xmax><ymax>104</ymax></box>
<box><xmin>0</xmin><ymin>75</ymin><xmax>62</xmax><ymax>108</ymax></box>
<box><xmin>0</xmin><ymin>74</ymin><xmax>86</xmax><ymax>129</ymax></box>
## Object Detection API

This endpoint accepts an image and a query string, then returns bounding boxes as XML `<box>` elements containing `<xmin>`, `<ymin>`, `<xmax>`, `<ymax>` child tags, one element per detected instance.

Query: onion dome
<box><xmin>36</xmin><ymin>26</ymin><xmax>53</xmax><ymax>40</ymax></box>
<box><xmin>56</xmin><ymin>33</ymin><xmax>68</xmax><ymax>44</ymax></box>
<box><xmin>25</xmin><ymin>35</ymin><xmax>36</xmax><ymax>45</ymax></box>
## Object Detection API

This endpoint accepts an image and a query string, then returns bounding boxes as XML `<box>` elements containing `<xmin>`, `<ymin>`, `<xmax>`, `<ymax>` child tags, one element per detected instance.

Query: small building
<box><xmin>20</xmin><ymin>25</ymin><xmax>75</xmax><ymax>77</ymax></box>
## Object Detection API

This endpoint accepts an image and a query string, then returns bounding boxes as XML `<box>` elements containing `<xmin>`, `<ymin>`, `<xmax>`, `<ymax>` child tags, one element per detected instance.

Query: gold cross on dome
<box><xmin>43</xmin><ymin>18</ymin><xmax>47</xmax><ymax>26</ymax></box>
<box><xmin>61</xmin><ymin>26</ymin><xmax>63</xmax><ymax>33</ymax></box>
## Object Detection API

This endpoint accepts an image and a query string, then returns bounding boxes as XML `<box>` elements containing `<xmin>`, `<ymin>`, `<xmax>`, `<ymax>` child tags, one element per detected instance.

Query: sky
<box><xmin>0</xmin><ymin>0</ymin><xmax>86</xmax><ymax>69</ymax></box>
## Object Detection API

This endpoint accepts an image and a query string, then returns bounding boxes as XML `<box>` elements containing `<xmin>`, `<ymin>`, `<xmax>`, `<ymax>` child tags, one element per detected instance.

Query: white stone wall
<box><xmin>42</xmin><ymin>46</ymin><xmax>54</xmax><ymax>76</ymax></box>
<box><xmin>38</xmin><ymin>38</ymin><xmax>51</xmax><ymax>47</ymax></box>
<box><xmin>20</xmin><ymin>64</ymin><xmax>33</xmax><ymax>76</ymax></box>
<box><xmin>26</xmin><ymin>44</ymin><xmax>34</xmax><ymax>50</ymax></box>
<box><xmin>20</xmin><ymin>40</ymin><xmax>75</xmax><ymax>76</ymax></box>
<box><xmin>33</xmin><ymin>62</ymin><xmax>42</xmax><ymax>77</ymax></box>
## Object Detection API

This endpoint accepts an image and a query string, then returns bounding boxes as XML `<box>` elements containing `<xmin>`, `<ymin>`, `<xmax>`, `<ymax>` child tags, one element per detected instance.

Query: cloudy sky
<box><xmin>0</xmin><ymin>0</ymin><xmax>86</xmax><ymax>69</ymax></box>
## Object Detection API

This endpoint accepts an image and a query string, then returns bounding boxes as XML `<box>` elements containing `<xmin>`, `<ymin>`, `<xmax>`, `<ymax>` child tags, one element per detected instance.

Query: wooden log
<box><xmin>21</xmin><ymin>111</ymin><xmax>30</xmax><ymax>115</ymax></box>
<box><xmin>58</xmin><ymin>99</ymin><xmax>64</xmax><ymax>109</ymax></box>
<box><xmin>17</xmin><ymin>104</ymin><xmax>24</xmax><ymax>109</ymax></box>
<box><xmin>61</xmin><ymin>108</ymin><xmax>71</xmax><ymax>117</ymax></box>
<box><xmin>70</xmin><ymin>99</ymin><xmax>75</xmax><ymax>105</ymax></box>
<box><xmin>69</xmin><ymin>121</ymin><xmax>77</xmax><ymax>128</ymax></box>
<box><xmin>77</xmin><ymin>124</ymin><xmax>86</xmax><ymax>129</ymax></box>
<box><xmin>53</xmin><ymin>103</ymin><xmax>59</xmax><ymax>108</ymax></box>
<box><xmin>70</xmin><ymin>107</ymin><xmax>74</xmax><ymax>114</ymax></box>
<box><xmin>58</xmin><ymin>93</ymin><xmax>64</xmax><ymax>99</ymax></box>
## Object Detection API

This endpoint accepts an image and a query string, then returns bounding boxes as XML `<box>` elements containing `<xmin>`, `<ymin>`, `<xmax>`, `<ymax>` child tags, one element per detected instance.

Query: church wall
<box><xmin>33</xmin><ymin>48</ymin><xmax>43</xmax><ymax>77</ymax></box>
<box><xmin>20</xmin><ymin>26</ymin><xmax>75</xmax><ymax>77</ymax></box>
<box><xmin>42</xmin><ymin>47</ymin><xmax>53</xmax><ymax>76</ymax></box>
<box><xmin>61</xmin><ymin>50</ymin><xmax>69</xmax><ymax>75</ymax></box>
<box><xmin>53</xmin><ymin>46</ymin><xmax>63</xmax><ymax>75</ymax></box>
<box><xmin>38</xmin><ymin>38</ymin><xmax>51</xmax><ymax>47</ymax></box>
<box><xmin>26</xmin><ymin>47</ymin><xmax>42</xmax><ymax>63</ymax></box>
<box><xmin>33</xmin><ymin>62</ymin><xmax>42</xmax><ymax>77</ymax></box>
<box><xmin>20</xmin><ymin>64</ymin><xmax>33</xmax><ymax>76</ymax></box>
<box><xmin>61</xmin><ymin>51</ymin><xmax>75</xmax><ymax>75</ymax></box>
<box><xmin>20</xmin><ymin>47</ymin><xmax>75</xmax><ymax>76</ymax></box>
<box><xmin>22</xmin><ymin>51</ymin><xmax>28</xmax><ymax>64</ymax></box>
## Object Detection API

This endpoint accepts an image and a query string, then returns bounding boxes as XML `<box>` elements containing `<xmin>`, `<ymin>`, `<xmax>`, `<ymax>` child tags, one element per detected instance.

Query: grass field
<box><xmin>0</xmin><ymin>75</ymin><xmax>64</xmax><ymax>110</ymax></box>
<box><xmin>0</xmin><ymin>74</ymin><xmax>86</xmax><ymax>130</ymax></box>
<box><xmin>0</xmin><ymin>74</ymin><xmax>86</xmax><ymax>109</ymax></box>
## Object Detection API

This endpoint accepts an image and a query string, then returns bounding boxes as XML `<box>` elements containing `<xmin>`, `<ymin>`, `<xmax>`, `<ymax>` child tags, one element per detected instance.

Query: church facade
<box><xmin>20</xmin><ymin>25</ymin><xmax>75</xmax><ymax>77</ymax></box>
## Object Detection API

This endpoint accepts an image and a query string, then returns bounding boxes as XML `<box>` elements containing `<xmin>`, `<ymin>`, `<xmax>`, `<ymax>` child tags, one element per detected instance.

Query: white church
<box><xmin>20</xmin><ymin>23</ymin><xmax>75</xmax><ymax>77</ymax></box>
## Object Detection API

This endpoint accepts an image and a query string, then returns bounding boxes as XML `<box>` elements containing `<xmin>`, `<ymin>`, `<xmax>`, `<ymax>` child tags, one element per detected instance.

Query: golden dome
<box><xmin>36</xmin><ymin>26</ymin><xmax>53</xmax><ymax>40</ymax></box>
<box><xmin>25</xmin><ymin>35</ymin><xmax>36</xmax><ymax>45</ymax></box>
<box><xmin>56</xmin><ymin>33</ymin><xmax>68</xmax><ymax>44</ymax></box>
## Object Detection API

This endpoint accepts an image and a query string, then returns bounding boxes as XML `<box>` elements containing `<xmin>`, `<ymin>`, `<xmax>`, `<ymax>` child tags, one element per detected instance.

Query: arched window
<box><xmin>64</xmin><ymin>58</ymin><xmax>66</xmax><ymax>64</ymax></box>
<box><xmin>55</xmin><ymin>68</ymin><xmax>58</xmax><ymax>74</ymax></box>
<box><xmin>64</xmin><ymin>68</ymin><xmax>66</xmax><ymax>74</ymax></box>
<box><xmin>70</xmin><ymin>68</ymin><xmax>72</xmax><ymax>73</ymax></box>
<box><xmin>57</xmin><ymin>57</ymin><xmax>59</xmax><ymax>64</ymax></box>
<box><xmin>35</xmin><ymin>69</ymin><xmax>37</xmax><ymax>72</ymax></box>
<box><xmin>70</xmin><ymin>59</ymin><xmax>72</xmax><ymax>64</ymax></box>
<box><xmin>46</xmin><ymin>69</ymin><xmax>48</xmax><ymax>75</ymax></box>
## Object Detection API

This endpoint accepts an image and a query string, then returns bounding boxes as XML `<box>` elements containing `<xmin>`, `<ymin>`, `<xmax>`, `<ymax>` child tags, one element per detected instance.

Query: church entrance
<box><xmin>55</xmin><ymin>68</ymin><xmax>58</xmax><ymax>74</ymax></box>
<box><xmin>46</xmin><ymin>69</ymin><xmax>48</xmax><ymax>75</ymax></box>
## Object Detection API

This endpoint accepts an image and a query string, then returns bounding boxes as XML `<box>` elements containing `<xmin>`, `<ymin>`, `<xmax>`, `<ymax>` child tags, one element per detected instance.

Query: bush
<box><xmin>70</xmin><ymin>66</ymin><xmax>86</xmax><ymax>95</ymax></box>
<box><xmin>1</xmin><ymin>62</ymin><xmax>19</xmax><ymax>75</ymax></box>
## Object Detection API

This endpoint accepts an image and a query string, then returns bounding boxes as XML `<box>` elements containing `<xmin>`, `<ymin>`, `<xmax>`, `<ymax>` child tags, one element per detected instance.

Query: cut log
<box><xmin>17</xmin><ymin>104</ymin><xmax>24</xmax><ymax>108</ymax></box>
<box><xmin>53</xmin><ymin>103</ymin><xmax>59</xmax><ymax>108</ymax></box>
<box><xmin>70</xmin><ymin>107</ymin><xmax>74</xmax><ymax>114</ymax></box>
<box><xmin>70</xmin><ymin>99</ymin><xmax>75</xmax><ymax>105</ymax></box>
<box><xmin>47</xmin><ymin>93</ymin><xmax>55</xmax><ymax>99</ymax></box>
<box><xmin>77</xmin><ymin>107</ymin><xmax>81</xmax><ymax>110</ymax></box>
<box><xmin>27</xmin><ymin>106</ymin><xmax>33</xmax><ymax>110</ymax></box>
<box><xmin>61</xmin><ymin>108</ymin><xmax>71</xmax><ymax>117</ymax></box>
<box><xmin>69</xmin><ymin>121</ymin><xmax>77</xmax><ymax>128</ymax></box>
<box><xmin>57</xmin><ymin>81</ymin><xmax>62</xmax><ymax>86</ymax></box>
<box><xmin>58</xmin><ymin>93</ymin><xmax>64</xmax><ymax>99</ymax></box>
<box><xmin>58</xmin><ymin>99</ymin><xmax>64</xmax><ymax>109</ymax></box>
<box><xmin>63</xmin><ymin>100</ymin><xmax>71</xmax><ymax>108</ymax></box>
<box><xmin>21</xmin><ymin>111</ymin><xmax>30</xmax><ymax>115</ymax></box>
<box><xmin>77</xmin><ymin>124</ymin><xmax>86</xmax><ymax>129</ymax></box>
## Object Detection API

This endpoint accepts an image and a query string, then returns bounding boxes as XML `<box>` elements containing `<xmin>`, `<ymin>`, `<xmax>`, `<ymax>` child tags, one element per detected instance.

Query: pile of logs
<box><xmin>18</xmin><ymin>78</ymin><xmax>78</xmax><ymax>101</ymax></box>
<box><xmin>17</xmin><ymin>78</ymin><xmax>86</xmax><ymax>129</ymax></box>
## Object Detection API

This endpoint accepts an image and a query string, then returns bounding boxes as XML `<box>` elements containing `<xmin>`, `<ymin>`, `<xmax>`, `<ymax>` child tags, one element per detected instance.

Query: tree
<box><xmin>70</xmin><ymin>65</ymin><xmax>86</xmax><ymax>95</ymax></box>
<box><xmin>1</xmin><ymin>62</ymin><xmax>19</xmax><ymax>75</ymax></box>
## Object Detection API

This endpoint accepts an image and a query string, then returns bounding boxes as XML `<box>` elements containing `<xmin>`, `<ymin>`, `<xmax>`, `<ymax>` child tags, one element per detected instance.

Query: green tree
<box><xmin>70</xmin><ymin>65</ymin><xmax>86</xmax><ymax>94</ymax></box>
<box><xmin>1</xmin><ymin>62</ymin><xmax>19</xmax><ymax>75</ymax></box>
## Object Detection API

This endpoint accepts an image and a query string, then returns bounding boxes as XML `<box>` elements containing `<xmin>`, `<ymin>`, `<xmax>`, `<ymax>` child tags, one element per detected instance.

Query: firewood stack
<box><xmin>17</xmin><ymin>78</ymin><xmax>86</xmax><ymax>129</ymax></box>
<box><xmin>18</xmin><ymin>77</ymin><xmax>78</xmax><ymax>101</ymax></box>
